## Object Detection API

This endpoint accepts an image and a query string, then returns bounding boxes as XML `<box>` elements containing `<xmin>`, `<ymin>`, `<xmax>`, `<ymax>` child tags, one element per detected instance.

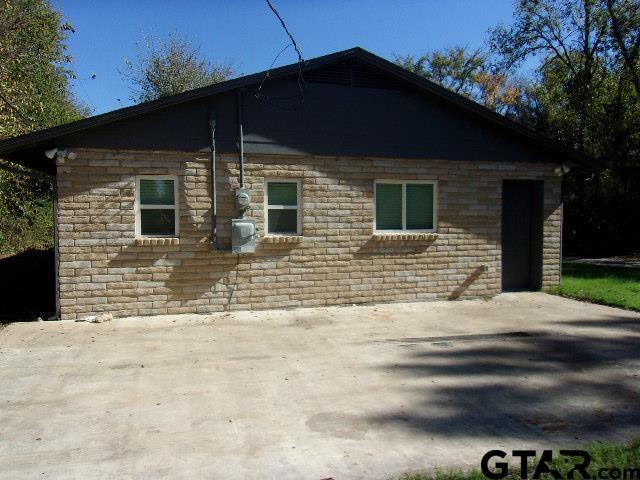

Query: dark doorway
<box><xmin>0</xmin><ymin>248</ymin><xmax>55</xmax><ymax>322</ymax></box>
<box><xmin>502</xmin><ymin>181</ymin><xmax>543</xmax><ymax>291</ymax></box>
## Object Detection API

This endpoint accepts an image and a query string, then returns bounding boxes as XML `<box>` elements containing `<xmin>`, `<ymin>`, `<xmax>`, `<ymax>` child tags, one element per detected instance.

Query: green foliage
<box><xmin>398</xmin><ymin>471</ymin><xmax>490</xmax><ymax>480</ymax></box>
<box><xmin>396</xmin><ymin>440</ymin><xmax>640</xmax><ymax>480</ymax></box>
<box><xmin>397</xmin><ymin>0</ymin><xmax>640</xmax><ymax>256</ymax></box>
<box><xmin>0</xmin><ymin>197</ymin><xmax>53</xmax><ymax>254</ymax></box>
<box><xmin>122</xmin><ymin>33</ymin><xmax>234</xmax><ymax>103</ymax></box>
<box><xmin>488</xmin><ymin>0</ymin><xmax>640</xmax><ymax>255</ymax></box>
<box><xmin>395</xmin><ymin>47</ymin><xmax>487</xmax><ymax>95</ymax></box>
<box><xmin>605</xmin><ymin>0</ymin><xmax>640</xmax><ymax>97</ymax></box>
<box><xmin>0</xmin><ymin>0</ymin><xmax>85</xmax><ymax>137</ymax></box>
<box><xmin>550</xmin><ymin>262</ymin><xmax>640</xmax><ymax>310</ymax></box>
<box><xmin>0</xmin><ymin>166</ymin><xmax>53</xmax><ymax>254</ymax></box>
<box><xmin>0</xmin><ymin>0</ymin><xmax>85</xmax><ymax>255</ymax></box>
<box><xmin>394</xmin><ymin>47</ymin><xmax>520</xmax><ymax>114</ymax></box>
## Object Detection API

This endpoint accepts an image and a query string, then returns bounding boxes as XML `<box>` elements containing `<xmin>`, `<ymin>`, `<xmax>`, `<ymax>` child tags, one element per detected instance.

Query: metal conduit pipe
<box><xmin>208</xmin><ymin>110</ymin><xmax>219</xmax><ymax>250</ymax></box>
<box><xmin>237</xmin><ymin>89</ymin><xmax>244</xmax><ymax>188</ymax></box>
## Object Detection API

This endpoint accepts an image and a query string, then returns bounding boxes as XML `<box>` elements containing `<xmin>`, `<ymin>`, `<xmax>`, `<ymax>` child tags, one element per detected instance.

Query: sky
<box><xmin>53</xmin><ymin>0</ymin><xmax>518</xmax><ymax>115</ymax></box>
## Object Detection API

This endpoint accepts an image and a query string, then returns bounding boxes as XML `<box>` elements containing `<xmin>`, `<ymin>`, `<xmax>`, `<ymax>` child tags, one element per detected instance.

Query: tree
<box><xmin>397</xmin><ymin>2</ymin><xmax>640</xmax><ymax>255</ymax></box>
<box><xmin>394</xmin><ymin>47</ymin><xmax>520</xmax><ymax>115</ymax></box>
<box><xmin>489</xmin><ymin>0</ymin><xmax>640</xmax><ymax>256</ymax></box>
<box><xmin>122</xmin><ymin>33</ymin><xmax>234</xmax><ymax>103</ymax></box>
<box><xmin>489</xmin><ymin>0</ymin><xmax>612</xmax><ymax>152</ymax></box>
<box><xmin>395</xmin><ymin>47</ymin><xmax>486</xmax><ymax>95</ymax></box>
<box><xmin>0</xmin><ymin>0</ymin><xmax>84</xmax><ymax>138</ymax></box>
<box><xmin>605</xmin><ymin>0</ymin><xmax>640</xmax><ymax>97</ymax></box>
<box><xmin>0</xmin><ymin>0</ymin><xmax>86</xmax><ymax>254</ymax></box>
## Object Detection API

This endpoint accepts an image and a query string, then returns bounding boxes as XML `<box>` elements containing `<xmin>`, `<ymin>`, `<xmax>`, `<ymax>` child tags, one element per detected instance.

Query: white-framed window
<box><xmin>264</xmin><ymin>179</ymin><xmax>301</xmax><ymax>235</ymax></box>
<box><xmin>135</xmin><ymin>175</ymin><xmax>179</xmax><ymax>237</ymax></box>
<box><xmin>374</xmin><ymin>180</ymin><xmax>437</xmax><ymax>232</ymax></box>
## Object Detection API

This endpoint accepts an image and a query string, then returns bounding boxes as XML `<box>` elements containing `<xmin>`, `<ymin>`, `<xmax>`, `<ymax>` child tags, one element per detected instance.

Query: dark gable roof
<box><xmin>0</xmin><ymin>46</ymin><xmax>595</xmax><ymax>168</ymax></box>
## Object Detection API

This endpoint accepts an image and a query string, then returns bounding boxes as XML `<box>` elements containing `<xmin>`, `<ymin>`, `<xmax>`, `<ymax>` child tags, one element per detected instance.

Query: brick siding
<box><xmin>56</xmin><ymin>149</ymin><xmax>561</xmax><ymax>320</ymax></box>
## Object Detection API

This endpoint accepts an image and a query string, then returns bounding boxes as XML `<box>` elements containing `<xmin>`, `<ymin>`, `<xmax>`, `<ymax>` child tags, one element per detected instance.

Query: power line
<box><xmin>255</xmin><ymin>42</ymin><xmax>292</xmax><ymax>92</ymax></box>
<box><xmin>266</xmin><ymin>0</ymin><xmax>304</xmax><ymax>64</ymax></box>
<box><xmin>254</xmin><ymin>0</ymin><xmax>306</xmax><ymax>109</ymax></box>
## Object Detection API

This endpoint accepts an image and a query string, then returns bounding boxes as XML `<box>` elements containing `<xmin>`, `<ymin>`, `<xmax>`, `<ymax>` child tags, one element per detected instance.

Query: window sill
<box><xmin>373</xmin><ymin>232</ymin><xmax>438</xmax><ymax>241</ymax></box>
<box><xmin>135</xmin><ymin>237</ymin><xmax>180</xmax><ymax>246</ymax></box>
<box><xmin>262</xmin><ymin>235</ymin><xmax>303</xmax><ymax>244</ymax></box>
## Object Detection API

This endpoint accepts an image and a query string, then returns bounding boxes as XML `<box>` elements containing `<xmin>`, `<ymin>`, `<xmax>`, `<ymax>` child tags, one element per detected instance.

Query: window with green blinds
<box><xmin>375</xmin><ymin>184</ymin><xmax>402</xmax><ymax>230</ymax></box>
<box><xmin>140</xmin><ymin>209</ymin><xmax>176</xmax><ymax>236</ymax></box>
<box><xmin>268</xmin><ymin>182</ymin><xmax>297</xmax><ymax>206</ymax></box>
<box><xmin>406</xmin><ymin>184</ymin><xmax>434</xmax><ymax>229</ymax></box>
<box><xmin>137</xmin><ymin>177</ymin><xmax>178</xmax><ymax>237</ymax></box>
<box><xmin>140</xmin><ymin>179</ymin><xmax>175</xmax><ymax>205</ymax></box>
<box><xmin>268</xmin><ymin>210</ymin><xmax>298</xmax><ymax>234</ymax></box>
<box><xmin>266</xmin><ymin>180</ymin><xmax>300</xmax><ymax>235</ymax></box>
<box><xmin>375</xmin><ymin>182</ymin><xmax>436</xmax><ymax>231</ymax></box>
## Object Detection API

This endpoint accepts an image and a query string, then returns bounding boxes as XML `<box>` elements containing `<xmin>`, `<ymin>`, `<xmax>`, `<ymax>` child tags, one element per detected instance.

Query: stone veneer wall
<box><xmin>56</xmin><ymin>149</ymin><xmax>561</xmax><ymax>320</ymax></box>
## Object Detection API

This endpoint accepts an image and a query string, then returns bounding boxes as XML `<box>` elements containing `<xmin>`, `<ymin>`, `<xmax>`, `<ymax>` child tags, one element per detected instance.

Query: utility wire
<box><xmin>266</xmin><ymin>0</ymin><xmax>304</xmax><ymax>64</ymax></box>
<box><xmin>255</xmin><ymin>0</ymin><xmax>306</xmax><ymax>109</ymax></box>
<box><xmin>255</xmin><ymin>42</ymin><xmax>292</xmax><ymax>93</ymax></box>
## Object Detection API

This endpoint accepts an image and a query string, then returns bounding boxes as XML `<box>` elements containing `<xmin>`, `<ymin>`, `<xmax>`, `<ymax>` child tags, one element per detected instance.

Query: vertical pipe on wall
<box><xmin>209</xmin><ymin>110</ymin><xmax>219</xmax><ymax>250</ymax></box>
<box><xmin>559</xmin><ymin>201</ymin><xmax>563</xmax><ymax>285</ymax></box>
<box><xmin>236</xmin><ymin>90</ymin><xmax>244</xmax><ymax>188</ymax></box>
<box><xmin>53</xmin><ymin>176</ymin><xmax>60</xmax><ymax>318</ymax></box>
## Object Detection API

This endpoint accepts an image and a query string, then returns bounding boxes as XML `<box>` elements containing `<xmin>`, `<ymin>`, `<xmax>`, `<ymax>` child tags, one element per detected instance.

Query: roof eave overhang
<box><xmin>0</xmin><ymin>46</ymin><xmax>599</xmax><ymax>171</ymax></box>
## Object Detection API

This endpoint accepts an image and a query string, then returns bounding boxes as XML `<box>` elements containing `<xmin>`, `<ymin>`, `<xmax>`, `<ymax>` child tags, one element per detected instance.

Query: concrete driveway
<box><xmin>1</xmin><ymin>293</ymin><xmax>640</xmax><ymax>480</ymax></box>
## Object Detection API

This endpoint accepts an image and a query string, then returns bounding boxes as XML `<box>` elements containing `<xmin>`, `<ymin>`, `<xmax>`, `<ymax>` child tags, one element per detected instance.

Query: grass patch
<box><xmin>398</xmin><ymin>472</ymin><xmax>486</xmax><ymax>480</ymax></box>
<box><xmin>398</xmin><ymin>439</ymin><xmax>640</xmax><ymax>479</ymax></box>
<box><xmin>399</xmin><ymin>471</ymin><xmax>488</xmax><ymax>480</ymax></box>
<box><xmin>549</xmin><ymin>262</ymin><xmax>640</xmax><ymax>311</ymax></box>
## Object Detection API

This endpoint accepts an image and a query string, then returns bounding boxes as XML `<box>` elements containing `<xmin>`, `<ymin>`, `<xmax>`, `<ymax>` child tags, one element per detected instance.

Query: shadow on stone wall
<box><xmin>448</xmin><ymin>265</ymin><xmax>487</xmax><ymax>300</ymax></box>
<box><xmin>354</xmin><ymin>237</ymin><xmax>437</xmax><ymax>258</ymax></box>
<box><xmin>108</xmin><ymin>244</ymin><xmax>237</xmax><ymax>308</ymax></box>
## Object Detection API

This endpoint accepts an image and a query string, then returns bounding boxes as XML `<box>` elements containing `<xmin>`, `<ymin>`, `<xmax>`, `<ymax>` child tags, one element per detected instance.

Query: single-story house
<box><xmin>0</xmin><ymin>47</ymin><xmax>592</xmax><ymax>320</ymax></box>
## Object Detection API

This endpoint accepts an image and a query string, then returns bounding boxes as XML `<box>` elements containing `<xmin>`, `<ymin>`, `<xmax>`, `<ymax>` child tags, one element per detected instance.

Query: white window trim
<box><xmin>135</xmin><ymin>175</ymin><xmax>180</xmax><ymax>238</ymax></box>
<box><xmin>373</xmin><ymin>179</ymin><xmax>438</xmax><ymax>233</ymax></box>
<box><xmin>264</xmin><ymin>178</ymin><xmax>302</xmax><ymax>236</ymax></box>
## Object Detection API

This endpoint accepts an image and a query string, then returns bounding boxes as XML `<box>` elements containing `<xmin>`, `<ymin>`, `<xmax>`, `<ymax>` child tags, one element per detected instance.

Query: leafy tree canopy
<box><xmin>396</xmin><ymin>0</ymin><xmax>640</xmax><ymax>255</ymax></box>
<box><xmin>394</xmin><ymin>47</ymin><xmax>521</xmax><ymax>115</ymax></box>
<box><xmin>0</xmin><ymin>0</ymin><xmax>86</xmax><ymax>254</ymax></box>
<box><xmin>122</xmin><ymin>33</ymin><xmax>234</xmax><ymax>103</ymax></box>
<box><xmin>0</xmin><ymin>0</ymin><xmax>85</xmax><ymax>139</ymax></box>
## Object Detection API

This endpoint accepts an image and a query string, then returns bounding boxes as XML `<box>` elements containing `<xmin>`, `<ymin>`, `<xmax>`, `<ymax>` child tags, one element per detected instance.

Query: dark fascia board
<box><xmin>0</xmin><ymin>46</ymin><xmax>596</xmax><ymax>168</ymax></box>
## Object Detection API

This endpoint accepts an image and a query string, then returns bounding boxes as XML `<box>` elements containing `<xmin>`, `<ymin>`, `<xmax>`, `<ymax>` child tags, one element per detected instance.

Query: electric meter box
<box><xmin>235</xmin><ymin>187</ymin><xmax>251</xmax><ymax>212</ymax></box>
<box><xmin>231</xmin><ymin>218</ymin><xmax>256</xmax><ymax>254</ymax></box>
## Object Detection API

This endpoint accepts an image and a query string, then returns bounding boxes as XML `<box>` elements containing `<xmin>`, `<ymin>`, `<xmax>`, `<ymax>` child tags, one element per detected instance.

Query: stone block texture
<box><xmin>56</xmin><ymin>149</ymin><xmax>561</xmax><ymax>320</ymax></box>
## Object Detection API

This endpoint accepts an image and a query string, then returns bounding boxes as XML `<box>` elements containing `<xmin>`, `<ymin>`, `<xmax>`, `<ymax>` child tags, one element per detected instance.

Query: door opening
<box><xmin>502</xmin><ymin>180</ymin><xmax>543</xmax><ymax>291</ymax></box>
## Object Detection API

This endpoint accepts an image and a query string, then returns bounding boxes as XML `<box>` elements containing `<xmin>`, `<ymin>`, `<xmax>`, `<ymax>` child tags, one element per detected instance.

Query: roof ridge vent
<box><xmin>286</xmin><ymin>61</ymin><xmax>411</xmax><ymax>91</ymax></box>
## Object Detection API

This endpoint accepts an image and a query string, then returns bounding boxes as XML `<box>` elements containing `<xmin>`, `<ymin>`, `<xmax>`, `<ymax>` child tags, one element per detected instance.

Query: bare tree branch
<box><xmin>605</xmin><ymin>0</ymin><xmax>640</xmax><ymax>97</ymax></box>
